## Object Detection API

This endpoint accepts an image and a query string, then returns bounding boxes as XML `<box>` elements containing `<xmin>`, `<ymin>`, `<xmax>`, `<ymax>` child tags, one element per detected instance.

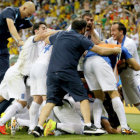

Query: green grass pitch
<box><xmin>0</xmin><ymin>114</ymin><xmax>140</xmax><ymax>140</ymax></box>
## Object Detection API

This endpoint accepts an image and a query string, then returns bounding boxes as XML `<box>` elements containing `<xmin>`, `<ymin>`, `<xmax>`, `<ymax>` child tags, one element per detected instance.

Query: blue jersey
<box><xmin>48</xmin><ymin>30</ymin><xmax>94</xmax><ymax>75</ymax></box>
<box><xmin>85</xmin><ymin>46</ymin><xmax>132</xmax><ymax>69</ymax></box>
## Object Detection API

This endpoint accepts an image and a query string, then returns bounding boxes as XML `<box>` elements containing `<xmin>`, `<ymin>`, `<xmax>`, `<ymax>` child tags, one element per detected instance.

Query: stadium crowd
<box><xmin>0</xmin><ymin>0</ymin><xmax>139</xmax><ymax>55</ymax></box>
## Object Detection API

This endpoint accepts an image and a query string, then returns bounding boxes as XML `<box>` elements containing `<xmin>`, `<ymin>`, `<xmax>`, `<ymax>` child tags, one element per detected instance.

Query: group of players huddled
<box><xmin>0</xmin><ymin>1</ymin><xmax>140</xmax><ymax>138</ymax></box>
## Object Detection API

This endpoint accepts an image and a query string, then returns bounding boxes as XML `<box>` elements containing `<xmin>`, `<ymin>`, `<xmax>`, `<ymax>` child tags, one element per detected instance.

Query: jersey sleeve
<box><xmin>2</xmin><ymin>8</ymin><xmax>16</xmax><ymax>21</ymax></box>
<box><xmin>80</xmin><ymin>36</ymin><xmax>94</xmax><ymax>50</ymax></box>
<box><xmin>121</xmin><ymin>46</ymin><xmax>132</xmax><ymax>60</ymax></box>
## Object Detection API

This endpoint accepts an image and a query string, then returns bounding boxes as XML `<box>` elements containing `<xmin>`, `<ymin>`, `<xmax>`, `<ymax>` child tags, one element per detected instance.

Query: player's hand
<box><xmin>18</xmin><ymin>40</ymin><xmax>24</xmax><ymax>47</ymax></box>
<box><xmin>114</xmin><ymin>47</ymin><xmax>121</xmax><ymax>54</ymax></box>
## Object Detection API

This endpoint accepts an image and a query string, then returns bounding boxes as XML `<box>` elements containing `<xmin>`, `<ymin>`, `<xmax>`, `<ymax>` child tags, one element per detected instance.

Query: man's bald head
<box><xmin>19</xmin><ymin>1</ymin><xmax>35</xmax><ymax>19</ymax></box>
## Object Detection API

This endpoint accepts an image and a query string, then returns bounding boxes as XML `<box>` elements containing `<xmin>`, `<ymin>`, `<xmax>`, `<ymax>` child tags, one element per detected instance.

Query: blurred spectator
<box><xmin>130</xmin><ymin>26</ymin><xmax>139</xmax><ymax>48</ymax></box>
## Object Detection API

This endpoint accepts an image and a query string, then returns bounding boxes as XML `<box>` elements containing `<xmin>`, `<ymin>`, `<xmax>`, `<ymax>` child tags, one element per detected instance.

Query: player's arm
<box><xmin>90</xmin><ymin>30</ymin><xmax>101</xmax><ymax>45</ymax></box>
<box><xmin>101</xmin><ymin>119</ymin><xmax>121</xmax><ymax>134</ymax></box>
<box><xmin>90</xmin><ymin>45</ymin><xmax>121</xmax><ymax>55</ymax></box>
<box><xmin>6</xmin><ymin>18</ymin><xmax>24</xmax><ymax>46</ymax></box>
<box><xmin>45</xmin><ymin>30</ymin><xmax>61</xmax><ymax>44</ymax></box>
<box><xmin>126</xmin><ymin>58</ymin><xmax>140</xmax><ymax>71</ymax></box>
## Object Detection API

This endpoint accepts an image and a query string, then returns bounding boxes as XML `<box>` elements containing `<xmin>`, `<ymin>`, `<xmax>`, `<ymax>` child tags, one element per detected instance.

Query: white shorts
<box><xmin>30</xmin><ymin>63</ymin><xmax>47</xmax><ymax>96</ymax></box>
<box><xmin>0</xmin><ymin>66</ymin><xmax>27</xmax><ymax>101</ymax></box>
<box><xmin>120</xmin><ymin>74</ymin><xmax>140</xmax><ymax>105</ymax></box>
<box><xmin>84</xmin><ymin>56</ymin><xmax>117</xmax><ymax>91</ymax></box>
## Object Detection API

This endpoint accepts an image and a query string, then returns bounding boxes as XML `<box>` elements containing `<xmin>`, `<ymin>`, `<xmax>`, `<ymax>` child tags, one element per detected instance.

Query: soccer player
<box><xmin>84</xmin><ymin>40</ymin><xmax>140</xmax><ymax>135</ymax></box>
<box><xmin>82</xmin><ymin>12</ymin><xmax>101</xmax><ymax>44</ymax></box>
<box><xmin>0</xmin><ymin>22</ymin><xmax>48</xmax><ymax>135</ymax></box>
<box><xmin>32</xmin><ymin>18</ymin><xmax>121</xmax><ymax>137</ymax></box>
<box><xmin>107</xmin><ymin>22</ymin><xmax>140</xmax><ymax>110</ymax></box>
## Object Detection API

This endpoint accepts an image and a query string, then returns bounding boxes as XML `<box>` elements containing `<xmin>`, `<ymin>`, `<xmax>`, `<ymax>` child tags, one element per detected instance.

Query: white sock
<box><xmin>0</xmin><ymin>101</ymin><xmax>23</xmax><ymax>125</ymax></box>
<box><xmin>112</xmin><ymin>97</ymin><xmax>128</xmax><ymax>129</ymax></box>
<box><xmin>17</xmin><ymin>118</ymin><xmax>30</xmax><ymax>127</ymax></box>
<box><xmin>29</xmin><ymin>101</ymin><xmax>40</xmax><ymax>130</ymax></box>
<box><xmin>92</xmin><ymin>98</ymin><xmax>103</xmax><ymax>128</ymax></box>
<box><xmin>136</xmin><ymin>104</ymin><xmax>140</xmax><ymax>111</ymax></box>
<box><xmin>84</xmin><ymin>123</ymin><xmax>91</xmax><ymax>127</ymax></box>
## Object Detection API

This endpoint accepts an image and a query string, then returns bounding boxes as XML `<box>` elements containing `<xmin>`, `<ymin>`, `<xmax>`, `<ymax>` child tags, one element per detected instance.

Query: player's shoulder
<box><xmin>125</xmin><ymin>36</ymin><xmax>135</xmax><ymax>44</ymax></box>
<box><xmin>106</xmin><ymin>37</ymin><xmax>117</xmax><ymax>44</ymax></box>
<box><xmin>2</xmin><ymin>7</ymin><xmax>17</xmax><ymax>14</ymax></box>
<box><xmin>23</xmin><ymin>36</ymin><xmax>35</xmax><ymax>47</ymax></box>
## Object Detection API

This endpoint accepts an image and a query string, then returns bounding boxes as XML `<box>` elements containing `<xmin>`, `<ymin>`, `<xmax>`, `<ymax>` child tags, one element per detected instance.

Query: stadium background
<box><xmin>0</xmin><ymin>0</ymin><xmax>140</xmax><ymax>114</ymax></box>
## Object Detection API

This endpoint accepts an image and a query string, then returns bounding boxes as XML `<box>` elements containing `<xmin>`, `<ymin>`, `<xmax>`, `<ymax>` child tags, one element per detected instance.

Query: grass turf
<box><xmin>0</xmin><ymin>114</ymin><xmax>140</xmax><ymax>140</ymax></box>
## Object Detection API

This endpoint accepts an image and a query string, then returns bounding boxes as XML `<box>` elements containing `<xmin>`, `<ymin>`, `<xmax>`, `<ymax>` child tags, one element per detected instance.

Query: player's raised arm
<box><xmin>90</xmin><ymin>44</ymin><xmax>121</xmax><ymax>56</ymax></box>
<box><xmin>44</xmin><ymin>30</ymin><xmax>60</xmax><ymax>44</ymax></box>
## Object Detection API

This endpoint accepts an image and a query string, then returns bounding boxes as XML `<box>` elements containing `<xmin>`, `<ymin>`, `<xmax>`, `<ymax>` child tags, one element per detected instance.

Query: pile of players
<box><xmin>0</xmin><ymin>11</ymin><xmax>140</xmax><ymax>137</ymax></box>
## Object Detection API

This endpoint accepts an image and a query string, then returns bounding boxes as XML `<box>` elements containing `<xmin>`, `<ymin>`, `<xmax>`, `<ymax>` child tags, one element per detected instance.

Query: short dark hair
<box><xmin>112</xmin><ymin>22</ymin><xmax>126</xmax><ymax>35</ymax></box>
<box><xmin>72</xmin><ymin>18</ymin><xmax>87</xmax><ymax>32</ymax></box>
<box><xmin>32</xmin><ymin>22</ymin><xmax>47</xmax><ymax>34</ymax></box>
<box><xmin>82</xmin><ymin>12</ymin><xmax>92</xmax><ymax>19</ymax></box>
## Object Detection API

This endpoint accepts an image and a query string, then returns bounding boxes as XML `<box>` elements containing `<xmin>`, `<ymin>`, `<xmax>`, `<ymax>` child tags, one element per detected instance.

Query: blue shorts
<box><xmin>46</xmin><ymin>72</ymin><xmax>88</xmax><ymax>106</ymax></box>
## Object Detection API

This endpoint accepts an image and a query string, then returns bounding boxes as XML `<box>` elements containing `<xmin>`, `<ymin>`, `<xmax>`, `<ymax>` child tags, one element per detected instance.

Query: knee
<box><xmin>33</xmin><ymin>96</ymin><xmax>43</xmax><ymax>104</ymax></box>
<box><xmin>17</xmin><ymin>100</ymin><xmax>27</xmax><ymax>108</ymax></box>
<box><xmin>93</xmin><ymin>90</ymin><xmax>105</xmax><ymax>101</ymax></box>
<box><xmin>0</xmin><ymin>96</ymin><xmax>5</xmax><ymax>102</ymax></box>
<box><xmin>108</xmin><ymin>90</ymin><xmax>119</xmax><ymax>99</ymax></box>
<box><xmin>42</xmin><ymin>95</ymin><xmax>47</xmax><ymax>101</ymax></box>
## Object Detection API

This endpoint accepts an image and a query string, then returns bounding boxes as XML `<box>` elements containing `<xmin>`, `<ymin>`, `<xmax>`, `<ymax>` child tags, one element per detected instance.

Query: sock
<box><xmin>29</xmin><ymin>101</ymin><xmax>40</xmax><ymax>130</ymax></box>
<box><xmin>17</xmin><ymin>118</ymin><xmax>30</xmax><ymax>127</ymax></box>
<box><xmin>92</xmin><ymin>98</ymin><xmax>103</xmax><ymax>128</ymax></box>
<box><xmin>0</xmin><ymin>101</ymin><xmax>23</xmax><ymax>125</ymax></box>
<box><xmin>112</xmin><ymin>97</ymin><xmax>128</xmax><ymax>129</ymax></box>
<box><xmin>84</xmin><ymin>123</ymin><xmax>91</xmax><ymax>127</ymax></box>
<box><xmin>136</xmin><ymin>104</ymin><xmax>140</xmax><ymax>111</ymax></box>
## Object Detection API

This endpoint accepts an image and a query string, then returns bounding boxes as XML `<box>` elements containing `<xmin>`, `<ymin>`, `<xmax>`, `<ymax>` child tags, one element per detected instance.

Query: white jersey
<box><xmin>35</xmin><ymin>44</ymin><xmax>53</xmax><ymax>66</ymax></box>
<box><xmin>14</xmin><ymin>36</ymin><xmax>45</xmax><ymax>76</ymax></box>
<box><xmin>30</xmin><ymin>44</ymin><xmax>53</xmax><ymax>96</ymax></box>
<box><xmin>107</xmin><ymin>37</ymin><xmax>140</xmax><ymax>105</ymax></box>
<box><xmin>0</xmin><ymin>36</ymin><xmax>44</xmax><ymax>100</ymax></box>
<box><xmin>107</xmin><ymin>36</ymin><xmax>140</xmax><ymax>78</ymax></box>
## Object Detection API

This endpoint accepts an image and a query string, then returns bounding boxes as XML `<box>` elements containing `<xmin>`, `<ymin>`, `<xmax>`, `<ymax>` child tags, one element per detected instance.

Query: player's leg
<box><xmin>84</xmin><ymin>56</ymin><xmax>108</xmax><ymax>129</ymax></box>
<box><xmin>32</xmin><ymin>72</ymin><xmax>64</xmax><ymax>137</ymax></box>
<box><xmin>92</xmin><ymin>90</ymin><xmax>105</xmax><ymax>129</ymax></box>
<box><xmin>29</xmin><ymin>95</ymin><xmax>43</xmax><ymax>131</ymax></box>
<box><xmin>121</xmin><ymin>74</ymin><xmax>140</xmax><ymax>110</ymax></box>
<box><xmin>44</xmin><ymin>100</ymin><xmax>83</xmax><ymax>135</ymax></box>
<box><xmin>108</xmin><ymin>90</ymin><xmax>136</xmax><ymax>134</ymax></box>
<box><xmin>64</xmin><ymin>71</ymin><xmax>105</xmax><ymax>135</ymax></box>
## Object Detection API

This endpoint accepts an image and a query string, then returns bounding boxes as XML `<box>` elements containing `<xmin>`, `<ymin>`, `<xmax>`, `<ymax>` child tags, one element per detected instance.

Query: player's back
<box><xmin>14</xmin><ymin>36</ymin><xmax>40</xmax><ymax>75</ymax></box>
<box><xmin>48</xmin><ymin>30</ymin><xmax>91</xmax><ymax>75</ymax></box>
